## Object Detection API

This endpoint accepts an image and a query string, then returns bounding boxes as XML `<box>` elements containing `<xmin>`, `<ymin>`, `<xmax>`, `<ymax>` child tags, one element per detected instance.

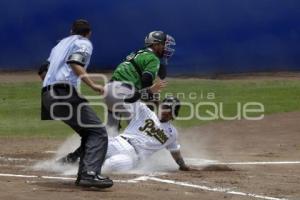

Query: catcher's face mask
<box><xmin>162</xmin><ymin>35</ymin><xmax>176</xmax><ymax>64</ymax></box>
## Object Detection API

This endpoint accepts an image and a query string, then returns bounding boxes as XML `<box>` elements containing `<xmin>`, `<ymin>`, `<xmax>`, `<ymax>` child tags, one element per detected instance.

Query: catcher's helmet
<box><xmin>162</xmin><ymin>96</ymin><xmax>181</xmax><ymax>118</ymax></box>
<box><xmin>145</xmin><ymin>31</ymin><xmax>167</xmax><ymax>46</ymax></box>
<box><xmin>145</xmin><ymin>31</ymin><xmax>176</xmax><ymax>64</ymax></box>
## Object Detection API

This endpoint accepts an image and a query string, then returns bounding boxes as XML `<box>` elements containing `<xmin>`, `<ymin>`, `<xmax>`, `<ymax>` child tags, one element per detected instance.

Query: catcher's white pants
<box><xmin>104</xmin><ymin>81</ymin><xmax>135</xmax><ymax>135</ymax></box>
<box><xmin>103</xmin><ymin>136</ymin><xmax>139</xmax><ymax>172</ymax></box>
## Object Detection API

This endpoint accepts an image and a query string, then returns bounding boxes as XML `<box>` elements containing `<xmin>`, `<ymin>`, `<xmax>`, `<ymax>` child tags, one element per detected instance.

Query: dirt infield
<box><xmin>0</xmin><ymin>111</ymin><xmax>299</xmax><ymax>200</ymax></box>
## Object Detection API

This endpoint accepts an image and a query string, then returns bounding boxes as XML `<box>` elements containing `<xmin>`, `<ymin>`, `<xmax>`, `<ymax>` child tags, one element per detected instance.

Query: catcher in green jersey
<box><xmin>104</xmin><ymin>31</ymin><xmax>176</xmax><ymax>134</ymax></box>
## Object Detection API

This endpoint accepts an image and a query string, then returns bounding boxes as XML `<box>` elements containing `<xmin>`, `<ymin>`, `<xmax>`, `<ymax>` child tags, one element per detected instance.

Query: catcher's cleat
<box><xmin>76</xmin><ymin>171</ymin><xmax>113</xmax><ymax>188</ymax></box>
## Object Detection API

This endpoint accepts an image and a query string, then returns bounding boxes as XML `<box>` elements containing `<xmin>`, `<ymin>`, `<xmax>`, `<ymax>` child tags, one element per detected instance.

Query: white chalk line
<box><xmin>0</xmin><ymin>173</ymin><xmax>289</xmax><ymax>200</ymax></box>
<box><xmin>44</xmin><ymin>151</ymin><xmax>57</xmax><ymax>154</ymax></box>
<box><xmin>0</xmin><ymin>173</ymin><xmax>139</xmax><ymax>183</ymax></box>
<box><xmin>146</xmin><ymin>177</ymin><xmax>289</xmax><ymax>200</ymax></box>
<box><xmin>218</xmin><ymin>161</ymin><xmax>300</xmax><ymax>165</ymax></box>
<box><xmin>0</xmin><ymin>164</ymin><xmax>28</xmax><ymax>168</ymax></box>
<box><xmin>185</xmin><ymin>158</ymin><xmax>300</xmax><ymax>166</ymax></box>
<box><xmin>0</xmin><ymin>156</ymin><xmax>36</xmax><ymax>162</ymax></box>
<box><xmin>0</xmin><ymin>173</ymin><xmax>38</xmax><ymax>178</ymax></box>
<box><xmin>2</xmin><ymin>156</ymin><xmax>300</xmax><ymax>166</ymax></box>
<box><xmin>0</xmin><ymin>156</ymin><xmax>297</xmax><ymax>200</ymax></box>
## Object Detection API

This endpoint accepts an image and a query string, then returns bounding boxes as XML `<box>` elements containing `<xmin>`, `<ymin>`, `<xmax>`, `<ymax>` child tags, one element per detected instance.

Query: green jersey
<box><xmin>111</xmin><ymin>48</ymin><xmax>160</xmax><ymax>89</ymax></box>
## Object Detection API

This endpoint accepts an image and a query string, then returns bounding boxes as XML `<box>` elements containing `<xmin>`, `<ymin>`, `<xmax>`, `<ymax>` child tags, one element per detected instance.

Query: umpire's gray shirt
<box><xmin>43</xmin><ymin>35</ymin><xmax>93</xmax><ymax>88</ymax></box>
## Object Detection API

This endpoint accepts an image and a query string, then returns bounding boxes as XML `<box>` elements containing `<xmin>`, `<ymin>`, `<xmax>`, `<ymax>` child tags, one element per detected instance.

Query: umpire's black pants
<box><xmin>41</xmin><ymin>84</ymin><xmax>108</xmax><ymax>176</ymax></box>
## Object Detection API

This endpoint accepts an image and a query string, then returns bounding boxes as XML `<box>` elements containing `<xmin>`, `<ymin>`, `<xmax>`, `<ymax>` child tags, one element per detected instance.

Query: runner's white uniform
<box><xmin>103</xmin><ymin>101</ymin><xmax>180</xmax><ymax>171</ymax></box>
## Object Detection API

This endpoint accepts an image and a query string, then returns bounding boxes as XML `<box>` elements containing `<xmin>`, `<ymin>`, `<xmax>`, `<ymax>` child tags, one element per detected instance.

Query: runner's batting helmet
<box><xmin>162</xmin><ymin>96</ymin><xmax>181</xmax><ymax>118</ymax></box>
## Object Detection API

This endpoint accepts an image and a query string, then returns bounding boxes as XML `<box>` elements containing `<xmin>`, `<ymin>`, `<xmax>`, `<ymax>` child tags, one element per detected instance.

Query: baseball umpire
<box><xmin>41</xmin><ymin>19</ymin><xmax>113</xmax><ymax>188</ymax></box>
<box><xmin>104</xmin><ymin>30</ymin><xmax>176</xmax><ymax>132</ymax></box>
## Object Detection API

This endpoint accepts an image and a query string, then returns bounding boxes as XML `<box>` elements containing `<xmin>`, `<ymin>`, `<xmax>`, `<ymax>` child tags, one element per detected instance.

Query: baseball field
<box><xmin>0</xmin><ymin>72</ymin><xmax>300</xmax><ymax>200</ymax></box>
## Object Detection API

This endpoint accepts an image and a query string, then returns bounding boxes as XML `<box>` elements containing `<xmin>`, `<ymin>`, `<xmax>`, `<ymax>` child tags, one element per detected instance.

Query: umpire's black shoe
<box><xmin>76</xmin><ymin>171</ymin><xmax>113</xmax><ymax>188</ymax></box>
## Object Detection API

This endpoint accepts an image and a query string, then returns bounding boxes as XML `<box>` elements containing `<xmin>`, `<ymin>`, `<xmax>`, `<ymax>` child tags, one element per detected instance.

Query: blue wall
<box><xmin>0</xmin><ymin>0</ymin><xmax>299</xmax><ymax>75</ymax></box>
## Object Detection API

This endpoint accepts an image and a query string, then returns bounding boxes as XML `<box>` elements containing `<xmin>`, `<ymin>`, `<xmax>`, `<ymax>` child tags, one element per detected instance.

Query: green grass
<box><xmin>164</xmin><ymin>79</ymin><xmax>300</xmax><ymax>127</ymax></box>
<box><xmin>1</xmin><ymin>78</ymin><xmax>300</xmax><ymax>138</ymax></box>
